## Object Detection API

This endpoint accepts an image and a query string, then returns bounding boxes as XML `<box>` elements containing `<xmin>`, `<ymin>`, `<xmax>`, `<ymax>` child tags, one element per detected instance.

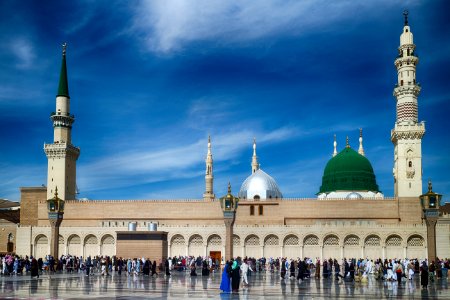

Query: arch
<box><xmin>188</xmin><ymin>234</ymin><xmax>204</xmax><ymax>257</ymax></box>
<box><xmin>101</xmin><ymin>234</ymin><xmax>115</xmax><ymax>257</ymax></box>
<box><xmin>244</xmin><ymin>235</ymin><xmax>260</xmax><ymax>246</ymax></box>
<box><xmin>303</xmin><ymin>234</ymin><xmax>320</xmax><ymax>259</ymax></box>
<box><xmin>364</xmin><ymin>235</ymin><xmax>381</xmax><ymax>246</ymax></box>
<box><xmin>323</xmin><ymin>235</ymin><xmax>339</xmax><ymax>246</ymax></box>
<box><xmin>67</xmin><ymin>234</ymin><xmax>81</xmax><ymax>256</ymax></box>
<box><xmin>386</xmin><ymin>234</ymin><xmax>403</xmax><ymax>259</ymax></box>
<box><xmin>207</xmin><ymin>234</ymin><xmax>222</xmax><ymax>246</ymax></box>
<box><xmin>84</xmin><ymin>235</ymin><xmax>98</xmax><ymax>245</ymax></box>
<box><xmin>386</xmin><ymin>234</ymin><xmax>403</xmax><ymax>246</ymax></box>
<box><xmin>344</xmin><ymin>235</ymin><xmax>360</xmax><ymax>246</ymax></box>
<box><xmin>84</xmin><ymin>234</ymin><xmax>99</xmax><ymax>257</ymax></box>
<box><xmin>364</xmin><ymin>234</ymin><xmax>381</xmax><ymax>259</ymax></box>
<box><xmin>233</xmin><ymin>235</ymin><xmax>241</xmax><ymax>246</ymax></box>
<box><xmin>407</xmin><ymin>234</ymin><xmax>424</xmax><ymax>247</ymax></box>
<box><xmin>283</xmin><ymin>235</ymin><xmax>300</xmax><ymax>260</ymax></box>
<box><xmin>244</xmin><ymin>235</ymin><xmax>260</xmax><ymax>258</ymax></box>
<box><xmin>406</xmin><ymin>234</ymin><xmax>425</xmax><ymax>259</ymax></box>
<box><xmin>7</xmin><ymin>233</ymin><xmax>14</xmax><ymax>252</ymax></box>
<box><xmin>283</xmin><ymin>235</ymin><xmax>299</xmax><ymax>246</ymax></box>
<box><xmin>343</xmin><ymin>234</ymin><xmax>360</xmax><ymax>260</ymax></box>
<box><xmin>207</xmin><ymin>234</ymin><xmax>222</xmax><ymax>256</ymax></box>
<box><xmin>263</xmin><ymin>234</ymin><xmax>279</xmax><ymax>258</ymax></box>
<box><xmin>34</xmin><ymin>234</ymin><xmax>48</xmax><ymax>259</ymax></box>
<box><xmin>303</xmin><ymin>235</ymin><xmax>319</xmax><ymax>246</ymax></box>
<box><xmin>323</xmin><ymin>234</ymin><xmax>340</xmax><ymax>260</ymax></box>
<box><xmin>170</xmin><ymin>234</ymin><xmax>186</xmax><ymax>257</ymax></box>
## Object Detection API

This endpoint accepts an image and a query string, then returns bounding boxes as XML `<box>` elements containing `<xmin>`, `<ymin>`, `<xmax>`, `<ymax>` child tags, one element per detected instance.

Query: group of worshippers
<box><xmin>220</xmin><ymin>259</ymin><xmax>253</xmax><ymax>293</ymax></box>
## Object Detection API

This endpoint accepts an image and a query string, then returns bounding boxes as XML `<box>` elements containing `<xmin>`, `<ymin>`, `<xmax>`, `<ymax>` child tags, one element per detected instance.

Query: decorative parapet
<box><xmin>44</xmin><ymin>142</ymin><xmax>80</xmax><ymax>159</ymax></box>
<box><xmin>393</xmin><ymin>84</ymin><xmax>421</xmax><ymax>97</ymax></box>
<box><xmin>391</xmin><ymin>122</ymin><xmax>425</xmax><ymax>142</ymax></box>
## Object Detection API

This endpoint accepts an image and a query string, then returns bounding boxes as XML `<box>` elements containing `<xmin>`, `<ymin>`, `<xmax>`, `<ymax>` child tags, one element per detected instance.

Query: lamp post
<box><xmin>220</xmin><ymin>183</ymin><xmax>239</xmax><ymax>261</ymax></box>
<box><xmin>419</xmin><ymin>180</ymin><xmax>442</xmax><ymax>262</ymax></box>
<box><xmin>47</xmin><ymin>187</ymin><xmax>64</xmax><ymax>260</ymax></box>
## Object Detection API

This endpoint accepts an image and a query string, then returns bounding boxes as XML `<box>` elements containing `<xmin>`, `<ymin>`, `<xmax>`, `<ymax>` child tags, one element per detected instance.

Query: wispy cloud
<box><xmin>132</xmin><ymin>0</ymin><xmax>402</xmax><ymax>53</ymax></box>
<box><xmin>11</xmin><ymin>39</ymin><xmax>35</xmax><ymax>69</ymax></box>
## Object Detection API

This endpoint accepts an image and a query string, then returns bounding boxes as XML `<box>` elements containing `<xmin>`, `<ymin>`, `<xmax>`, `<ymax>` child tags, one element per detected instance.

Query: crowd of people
<box><xmin>1</xmin><ymin>253</ymin><xmax>448</xmax><ymax>294</ymax></box>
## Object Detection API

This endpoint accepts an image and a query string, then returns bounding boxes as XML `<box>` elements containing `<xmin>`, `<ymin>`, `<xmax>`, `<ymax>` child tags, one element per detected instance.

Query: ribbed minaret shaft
<box><xmin>251</xmin><ymin>138</ymin><xmax>259</xmax><ymax>173</ymax></box>
<box><xmin>391</xmin><ymin>11</ymin><xmax>425</xmax><ymax>198</ymax></box>
<box><xmin>203</xmin><ymin>135</ymin><xmax>215</xmax><ymax>200</ymax></box>
<box><xmin>333</xmin><ymin>134</ymin><xmax>337</xmax><ymax>157</ymax></box>
<box><xmin>44</xmin><ymin>43</ymin><xmax>80</xmax><ymax>200</ymax></box>
<box><xmin>358</xmin><ymin>128</ymin><xmax>365</xmax><ymax>156</ymax></box>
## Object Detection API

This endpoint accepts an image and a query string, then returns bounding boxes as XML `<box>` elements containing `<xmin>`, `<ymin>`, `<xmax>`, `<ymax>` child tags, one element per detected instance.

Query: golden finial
<box><xmin>54</xmin><ymin>186</ymin><xmax>59</xmax><ymax>199</ymax></box>
<box><xmin>62</xmin><ymin>43</ymin><xmax>67</xmax><ymax>55</ymax></box>
<box><xmin>428</xmin><ymin>179</ymin><xmax>432</xmax><ymax>192</ymax></box>
<box><xmin>228</xmin><ymin>182</ymin><xmax>232</xmax><ymax>194</ymax></box>
<box><xmin>346</xmin><ymin>136</ymin><xmax>350</xmax><ymax>148</ymax></box>
<box><xmin>403</xmin><ymin>10</ymin><xmax>409</xmax><ymax>26</ymax></box>
<box><xmin>359</xmin><ymin>128</ymin><xmax>362</xmax><ymax>137</ymax></box>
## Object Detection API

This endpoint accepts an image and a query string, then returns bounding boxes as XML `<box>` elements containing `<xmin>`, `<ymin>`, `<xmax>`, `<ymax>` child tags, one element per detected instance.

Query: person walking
<box><xmin>241</xmin><ymin>259</ymin><xmax>253</xmax><ymax>286</ymax></box>
<box><xmin>151</xmin><ymin>261</ymin><xmax>158</xmax><ymax>277</ymax></box>
<box><xmin>164</xmin><ymin>259</ymin><xmax>171</xmax><ymax>276</ymax></box>
<box><xmin>220</xmin><ymin>261</ymin><xmax>231</xmax><ymax>293</ymax></box>
<box><xmin>396</xmin><ymin>260</ymin><xmax>404</xmax><ymax>284</ymax></box>
<box><xmin>231</xmin><ymin>261</ymin><xmax>241</xmax><ymax>293</ymax></box>
<box><xmin>30</xmin><ymin>256</ymin><xmax>39</xmax><ymax>279</ymax></box>
<box><xmin>421</xmin><ymin>261</ymin><xmax>429</xmax><ymax>289</ymax></box>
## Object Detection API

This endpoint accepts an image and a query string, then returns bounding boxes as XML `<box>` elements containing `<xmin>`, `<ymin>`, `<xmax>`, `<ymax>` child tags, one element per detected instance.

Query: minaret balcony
<box><xmin>44</xmin><ymin>142</ymin><xmax>80</xmax><ymax>159</ymax></box>
<box><xmin>51</xmin><ymin>113</ymin><xmax>75</xmax><ymax>128</ymax></box>
<box><xmin>393</xmin><ymin>84</ymin><xmax>421</xmax><ymax>97</ymax></box>
<box><xmin>390</xmin><ymin>122</ymin><xmax>425</xmax><ymax>142</ymax></box>
<box><xmin>394</xmin><ymin>56</ymin><xmax>418</xmax><ymax>68</ymax></box>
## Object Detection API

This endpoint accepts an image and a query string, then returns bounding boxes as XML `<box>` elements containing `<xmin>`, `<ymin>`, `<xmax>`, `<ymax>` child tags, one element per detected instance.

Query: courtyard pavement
<box><xmin>0</xmin><ymin>269</ymin><xmax>449</xmax><ymax>299</ymax></box>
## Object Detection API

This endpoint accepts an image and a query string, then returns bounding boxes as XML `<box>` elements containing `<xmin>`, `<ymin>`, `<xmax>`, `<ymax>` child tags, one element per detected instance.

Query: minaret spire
<box><xmin>391</xmin><ymin>12</ymin><xmax>425</xmax><ymax>197</ymax></box>
<box><xmin>44</xmin><ymin>43</ymin><xmax>80</xmax><ymax>200</ymax></box>
<box><xmin>333</xmin><ymin>134</ymin><xmax>337</xmax><ymax>157</ymax></box>
<box><xmin>251</xmin><ymin>138</ymin><xmax>259</xmax><ymax>173</ymax></box>
<box><xmin>203</xmin><ymin>135</ymin><xmax>215</xmax><ymax>200</ymax></box>
<box><xmin>358</xmin><ymin>128</ymin><xmax>365</xmax><ymax>156</ymax></box>
<box><xmin>57</xmin><ymin>43</ymin><xmax>69</xmax><ymax>98</ymax></box>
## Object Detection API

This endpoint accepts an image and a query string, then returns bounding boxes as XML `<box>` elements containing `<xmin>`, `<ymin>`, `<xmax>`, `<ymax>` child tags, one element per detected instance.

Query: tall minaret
<box><xmin>251</xmin><ymin>138</ymin><xmax>259</xmax><ymax>173</ymax></box>
<box><xmin>44</xmin><ymin>44</ymin><xmax>80</xmax><ymax>200</ymax></box>
<box><xmin>203</xmin><ymin>135</ymin><xmax>215</xmax><ymax>200</ymax></box>
<box><xmin>391</xmin><ymin>11</ymin><xmax>425</xmax><ymax>198</ymax></box>
<box><xmin>358</xmin><ymin>128</ymin><xmax>365</xmax><ymax>156</ymax></box>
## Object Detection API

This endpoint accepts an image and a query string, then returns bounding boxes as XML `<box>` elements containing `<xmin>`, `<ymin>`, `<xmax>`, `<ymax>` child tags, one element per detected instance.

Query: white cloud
<box><xmin>11</xmin><ymin>39</ymin><xmax>35</xmax><ymax>69</ymax></box>
<box><xmin>77</xmin><ymin>125</ymin><xmax>297</xmax><ymax>194</ymax></box>
<box><xmin>131</xmin><ymin>0</ymin><xmax>402</xmax><ymax>53</ymax></box>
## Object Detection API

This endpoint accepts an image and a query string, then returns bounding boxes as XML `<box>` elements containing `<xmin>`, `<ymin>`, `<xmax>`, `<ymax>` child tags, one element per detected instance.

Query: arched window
<box><xmin>408</xmin><ymin>161</ymin><xmax>412</xmax><ymax>167</ymax></box>
<box><xmin>250</xmin><ymin>205</ymin><xmax>255</xmax><ymax>216</ymax></box>
<box><xmin>258</xmin><ymin>205</ymin><xmax>263</xmax><ymax>216</ymax></box>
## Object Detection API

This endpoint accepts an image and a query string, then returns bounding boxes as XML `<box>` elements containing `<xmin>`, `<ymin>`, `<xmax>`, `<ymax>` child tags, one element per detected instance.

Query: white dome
<box><xmin>238</xmin><ymin>169</ymin><xmax>283</xmax><ymax>200</ymax></box>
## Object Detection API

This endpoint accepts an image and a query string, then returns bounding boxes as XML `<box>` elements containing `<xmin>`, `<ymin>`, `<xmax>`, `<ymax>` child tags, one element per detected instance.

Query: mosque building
<box><xmin>3</xmin><ymin>13</ymin><xmax>449</xmax><ymax>261</ymax></box>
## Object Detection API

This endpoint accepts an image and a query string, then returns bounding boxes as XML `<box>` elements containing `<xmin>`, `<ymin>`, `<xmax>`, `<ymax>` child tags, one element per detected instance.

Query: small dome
<box><xmin>319</xmin><ymin>147</ymin><xmax>380</xmax><ymax>194</ymax></box>
<box><xmin>239</xmin><ymin>169</ymin><xmax>282</xmax><ymax>200</ymax></box>
<box><xmin>346</xmin><ymin>192</ymin><xmax>363</xmax><ymax>199</ymax></box>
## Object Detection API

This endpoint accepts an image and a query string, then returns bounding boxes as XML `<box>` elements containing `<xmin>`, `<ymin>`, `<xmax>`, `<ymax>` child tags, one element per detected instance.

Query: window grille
<box><xmin>284</xmin><ymin>235</ymin><xmax>299</xmax><ymax>246</ymax></box>
<box><xmin>324</xmin><ymin>236</ymin><xmax>339</xmax><ymax>246</ymax></box>
<box><xmin>189</xmin><ymin>235</ymin><xmax>203</xmax><ymax>246</ymax></box>
<box><xmin>407</xmin><ymin>236</ymin><xmax>424</xmax><ymax>247</ymax></box>
<box><xmin>365</xmin><ymin>236</ymin><xmax>380</xmax><ymax>246</ymax></box>
<box><xmin>264</xmin><ymin>235</ymin><xmax>279</xmax><ymax>246</ymax></box>
<box><xmin>245</xmin><ymin>235</ymin><xmax>260</xmax><ymax>246</ymax></box>
<box><xmin>386</xmin><ymin>236</ymin><xmax>402</xmax><ymax>246</ymax></box>
<box><xmin>344</xmin><ymin>236</ymin><xmax>360</xmax><ymax>246</ymax></box>
<box><xmin>304</xmin><ymin>235</ymin><xmax>319</xmax><ymax>246</ymax></box>
<box><xmin>172</xmin><ymin>235</ymin><xmax>185</xmax><ymax>246</ymax></box>
<box><xmin>208</xmin><ymin>235</ymin><xmax>222</xmax><ymax>246</ymax></box>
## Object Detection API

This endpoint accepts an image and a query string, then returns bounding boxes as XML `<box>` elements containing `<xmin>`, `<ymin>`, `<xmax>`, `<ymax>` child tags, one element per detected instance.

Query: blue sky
<box><xmin>0</xmin><ymin>1</ymin><xmax>449</xmax><ymax>201</ymax></box>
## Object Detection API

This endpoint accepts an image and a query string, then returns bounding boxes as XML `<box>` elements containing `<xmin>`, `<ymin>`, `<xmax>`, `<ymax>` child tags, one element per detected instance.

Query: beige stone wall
<box><xmin>0</xmin><ymin>219</ymin><xmax>16</xmax><ymax>253</ymax></box>
<box><xmin>20</xmin><ymin>187</ymin><xmax>46</xmax><ymax>226</ymax></box>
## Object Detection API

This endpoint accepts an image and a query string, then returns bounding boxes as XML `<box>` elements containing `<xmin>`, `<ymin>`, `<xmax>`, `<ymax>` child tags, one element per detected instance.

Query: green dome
<box><xmin>319</xmin><ymin>147</ymin><xmax>380</xmax><ymax>194</ymax></box>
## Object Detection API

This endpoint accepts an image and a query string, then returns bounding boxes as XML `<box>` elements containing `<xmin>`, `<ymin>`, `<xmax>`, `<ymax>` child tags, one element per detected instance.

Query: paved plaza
<box><xmin>0</xmin><ymin>270</ymin><xmax>449</xmax><ymax>299</ymax></box>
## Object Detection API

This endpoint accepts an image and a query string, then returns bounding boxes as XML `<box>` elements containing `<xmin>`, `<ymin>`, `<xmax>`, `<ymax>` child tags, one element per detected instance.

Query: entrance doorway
<box><xmin>209</xmin><ymin>251</ymin><xmax>221</xmax><ymax>269</ymax></box>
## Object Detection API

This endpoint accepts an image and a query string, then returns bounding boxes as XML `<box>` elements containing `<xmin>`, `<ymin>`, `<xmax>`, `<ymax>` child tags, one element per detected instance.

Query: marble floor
<box><xmin>0</xmin><ymin>270</ymin><xmax>448</xmax><ymax>299</ymax></box>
